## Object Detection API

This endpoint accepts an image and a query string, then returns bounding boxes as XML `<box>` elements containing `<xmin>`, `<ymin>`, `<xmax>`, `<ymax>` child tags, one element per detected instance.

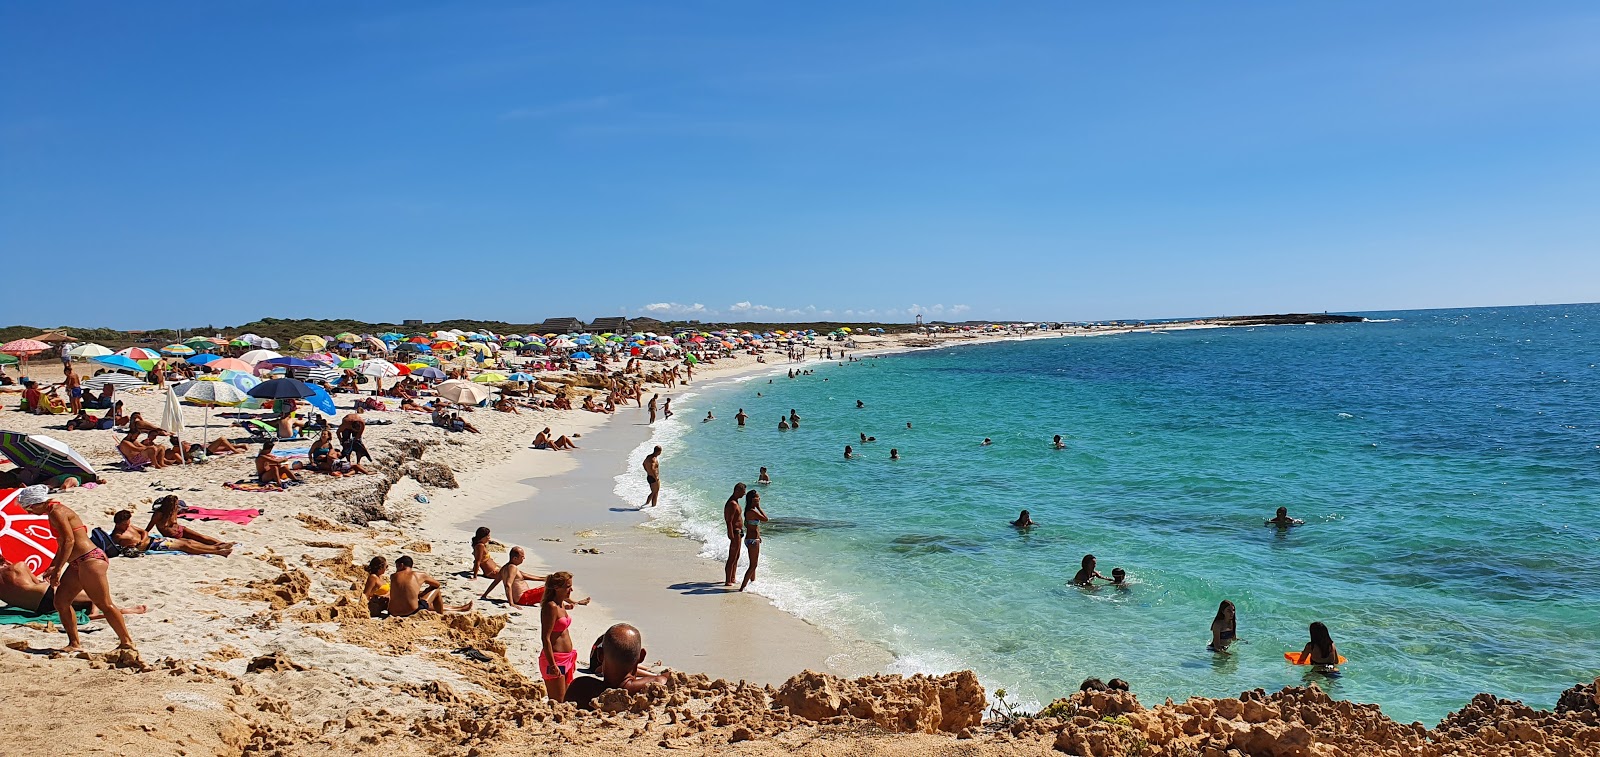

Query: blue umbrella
<box><xmin>92</xmin><ymin>354</ymin><xmax>147</xmax><ymax>372</ymax></box>
<box><xmin>259</xmin><ymin>357</ymin><xmax>317</xmax><ymax>368</ymax></box>
<box><xmin>188</xmin><ymin>354</ymin><xmax>222</xmax><ymax>366</ymax></box>
<box><xmin>305</xmin><ymin>384</ymin><xmax>338</xmax><ymax>416</ymax></box>
<box><xmin>247</xmin><ymin>377</ymin><xmax>316</xmax><ymax>400</ymax></box>
<box><xmin>507</xmin><ymin>372</ymin><xmax>535</xmax><ymax>381</ymax></box>
<box><xmin>570</xmin><ymin>351</ymin><xmax>592</xmax><ymax>360</ymax></box>
<box><xmin>412</xmin><ymin>366</ymin><xmax>447</xmax><ymax>380</ymax></box>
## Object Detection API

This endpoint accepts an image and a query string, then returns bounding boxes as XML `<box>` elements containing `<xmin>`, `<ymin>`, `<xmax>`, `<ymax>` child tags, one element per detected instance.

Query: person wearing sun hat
<box><xmin>17</xmin><ymin>485</ymin><xmax>136</xmax><ymax>651</ymax></box>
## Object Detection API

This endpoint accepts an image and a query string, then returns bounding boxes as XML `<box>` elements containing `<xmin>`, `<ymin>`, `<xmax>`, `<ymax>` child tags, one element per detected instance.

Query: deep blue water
<box><xmin>620</xmin><ymin>305</ymin><xmax>1600</xmax><ymax>724</ymax></box>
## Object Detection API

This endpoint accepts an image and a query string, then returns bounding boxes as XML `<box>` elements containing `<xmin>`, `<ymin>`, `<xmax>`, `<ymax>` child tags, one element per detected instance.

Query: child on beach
<box><xmin>757</xmin><ymin>467</ymin><xmax>770</xmax><ymax>484</ymax></box>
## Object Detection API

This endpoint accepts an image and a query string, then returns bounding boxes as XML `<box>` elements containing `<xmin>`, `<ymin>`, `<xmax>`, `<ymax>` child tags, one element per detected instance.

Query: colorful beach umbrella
<box><xmin>436</xmin><ymin>379</ymin><xmax>491</xmax><ymax>405</ymax></box>
<box><xmin>0</xmin><ymin>339</ymin><xmax>51</xmax><ymax>357</ymax></box>
<box><xmin>0</xmin><ymin>432</ymin><xmax>97</xmax><ymax>482</ymax></box>
<box><xmin>206</xmin><ymin>357</ymin><xmax>252</xmax><ymax>373</ymax></box>
<box><xmin>115</xmin><ymin>347</ymin><xmax>161</xmax><ymax>361</ymax></box>
<box><xmin>92</xmin><ymin>354</ymin><xmax>147</xmax><ymax>373</ymax></box>
<box><xmin>358</xmin><ymin>359</ymin><xmax>401</xmax><ymax>378</ymax></box>
<box><xmin>0</xmin><ymin>489</ymin><xmax>59</xmax><ymax>576</ymax></box>
<box><xmin>0</xmin><ymin>354</ymin><xmax>18</xmax><ymax>365</ymax></box>
<box><xmin>411</xmin><ymin>366</ymin><xmax>447</xmax><ymax>380</ymax></box>
<box><xmin>238</xmin><ymin>349</ymin><xmax>283</xmax><ymax>365</ymax></box>
<box><xmin>471</xmin><ymin>372</ymin><xmax>507</xmax><ymax>383</ymax></box>
<box><xmin>161</xmin><ymin>344</ymin><xmax>196</xmax><ymax>356</ymax></box>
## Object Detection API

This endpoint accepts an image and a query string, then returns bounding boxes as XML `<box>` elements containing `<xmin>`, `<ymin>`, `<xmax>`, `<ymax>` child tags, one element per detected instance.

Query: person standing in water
<box><xmin>1300</xmin><ymin>621</ymin><xmax>1340</xmax><ymax>667</ymax></box>
<box><xmin>662</xmin><ymin>398</ymin><xmax>673</xmax><ymax>419</ymax></box>
<box><xmin>789</xmin><ymin>409</ymin><xmax>800</xmax><ymax>428</ymax></box>
<box><xmin>844</xmin><ymin>445</ymin><xmax>854</xmax><ymax>459</ymax></box>
<box><xmin>778</xmin><ymin>417</ymin><xmax>790</xmax><ymax>431</ymax></box>
<box><xmin>1053</xmin><ymin>434</ymin><xmax>1065</xmax><ymax>449</ymax></box>
<box><xmin>889</xmin><ymin>448</ymin><xmax>899</xmax><ymax>460</ymax></box>
<box><xmin>735</xmin><ymin>408</ymin><xmax>747</xmax><ymax>427</ymax></box>
<box><xmin>1071</xmin><ymin>554</ymin><xmax>1110</xmax><ymax>586</ymax></box>
<box><xmin>642</xmin><ymin>446</ymin><xmax>662</xmax><ymax>507</ymax></box>
<box><xmin>1266</xmin><ymin>507</ymin><xmax>1304</xmax><ymax>528</ymax></box>
<box><xmin>1011</xmin><ymin>510</ymin><xmax>1035</xmax><ymax>529</ymax></box>
<box><xmin>739</xmin><ymin>490</ymin><xmax>769</xmax><ymax>591</ymax></box>
<box><xmin>757</xmin><ymin>467</ymin><xmax>771</xmax><ymax>484</ymax></box>
<box><xmin>723</xmin><ymin>483</ymin><xmax>748</xmax><ymax>586</ymax></box>
<box><xmin>1209</xmin><ymin>600</ymin><xmax>1238</xmax><ymax>653</ymax></box>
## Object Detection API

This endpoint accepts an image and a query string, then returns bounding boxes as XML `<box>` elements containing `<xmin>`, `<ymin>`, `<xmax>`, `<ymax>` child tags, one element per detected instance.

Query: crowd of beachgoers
<box><xmin>0</xmin><ymin>324</ymin><xmax>1595</xmax><ymax>756</ymax></box>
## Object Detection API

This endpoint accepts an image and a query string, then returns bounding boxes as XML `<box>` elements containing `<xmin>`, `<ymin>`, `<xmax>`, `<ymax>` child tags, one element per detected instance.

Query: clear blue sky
<box><xmin>4</xmin><ymin>2</ymin><xmax>1598</xmax><ymax>328</ymax></box>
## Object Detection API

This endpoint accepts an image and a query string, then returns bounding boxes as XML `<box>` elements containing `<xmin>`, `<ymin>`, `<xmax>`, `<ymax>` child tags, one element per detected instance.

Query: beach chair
<box><xmin>240</xmin><ymin>418</ymin><xmax>305</xmax><ymax>441</ymax></box>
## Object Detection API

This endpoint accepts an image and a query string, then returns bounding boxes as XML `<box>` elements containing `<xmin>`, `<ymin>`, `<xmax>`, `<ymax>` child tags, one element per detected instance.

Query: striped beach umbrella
<box><xmin>161</xmin><ymin>344</ymin><xmax>196</xmax><ymax>356</ymax></box>
<box><xmin>0</xmin><ymin>432</ymin><xmax>97</xmax><ymax>480</ymax></box>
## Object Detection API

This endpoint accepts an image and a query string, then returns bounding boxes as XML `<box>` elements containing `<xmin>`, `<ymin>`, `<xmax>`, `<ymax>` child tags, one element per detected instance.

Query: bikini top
<box><xmin>551</xmin><ymin>613</ymin><xmax>573</xmax><ymax>634</ymax></box>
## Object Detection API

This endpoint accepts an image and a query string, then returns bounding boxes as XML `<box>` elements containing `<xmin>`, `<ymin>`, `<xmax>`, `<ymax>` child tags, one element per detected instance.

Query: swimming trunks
<box><xmin>148</xmin><ymin>537</ymin><xmax>167</xmax><ymax>551</ymax></box>
<box><xmin>35</xmin><ymin>587</ymin><xmax>55</xmax><ymax>615</ymax></box>
<box><xmin>646</xmin><ymin>475</ymin><xmax>658</xmax><ymax>485</ymax></box>
<box><xmin>518</xmin><ymin>587</ymin><xmax>545</xmax><ymax>606</ymax></box>
<box><xmin>68</xmin><ymin>548</ymin><xmax>107</xmax><ymax>567</ymax></box>
<box><xmin>744</xmin><ymin>537</ymin><xmax>761</xmax><ymax>546</ymax></box>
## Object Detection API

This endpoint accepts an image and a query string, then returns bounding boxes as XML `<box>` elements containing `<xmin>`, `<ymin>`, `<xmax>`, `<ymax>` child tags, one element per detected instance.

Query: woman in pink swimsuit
<box><xmin>146</xmin><ymin>496</ymin><xmax>231</xmax><ymax>548</ymax></box>
<box><xmin>539</xmin><ymin>571</ymin><xmax>580</xmax><ymax>701</ymax></box>
<box><xmin>17</xmin><ymin>486</ymin><xmax>135</xmax><ymax>651</ymax></box>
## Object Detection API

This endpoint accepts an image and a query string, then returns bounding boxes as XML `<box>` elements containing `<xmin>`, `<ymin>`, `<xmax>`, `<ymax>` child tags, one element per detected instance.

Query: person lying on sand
<box><xmin>18</xmin><ymin>486</ymin><xmax>136</xmax><ymax>651</ymax></box>
<box><xmin>206</xmin><ymin>436</ymin><xmax>247</xmax><ymax>456</ymax></box>
<box><xmin>112</xmin><ymin>511</ymin><xmax>234</xmax><ymax>556</ymax></box>
<box><xmin>478</xmin><ymin>546</ymin><xmax>590</xmax><ymax>608</ymax></box>
<box><xmin>533</xmin><ymin>428</ymin><xmax>577</xmax><ymax>450</ymax></box>
<box><xmin>0</xmin><ymin>555</ymin><xmax>148</xmax><ymax>620</ymax></box>
<box><xmin>565</xmin><ymin>623</ymin><xmax>670</xmax><ymax>709</ymax></box>
<box><xmin>399</xmin><ymin>398</ymin><xmax>431</xmax><ymax>412</ymax></box>
<box><xmin>1266</xmin><ymin>507</ymin><xmax>1305</xmax><ymax>528</ymax></box>
<box><xmin>1070</xmin><ymin>554</ymin><xmax>1110</xmax><ymax>586</ymax></box>
<box><xmin>494</xmin><ymin>396</ymin><xmax>519</xmax><ymax>414</ymax></box>
<box><xmin>146</xmin><ymin>496</ymin><xmax>232</xmax><ymax>548</ymax></box>
<box><xmin>364</xmin><ymin>556</ymin><xmax>390</xmax><ymax>617</ymax></box>
<box><xmin>388</xmin><ymin>555</ymin><xmax>472</xmax><ymax>616</ymax></box>
<box><xmin>255</xmin><ymin>440</ymin><xmax>304</xmax><ymax>484</ymax></box>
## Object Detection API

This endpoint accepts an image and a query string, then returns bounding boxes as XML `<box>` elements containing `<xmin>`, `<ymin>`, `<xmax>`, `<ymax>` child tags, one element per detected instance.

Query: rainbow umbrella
<box><xmin>161</xmin><ymin>344</ymin><xmax>196</xmax><ymax>356</ymax></box>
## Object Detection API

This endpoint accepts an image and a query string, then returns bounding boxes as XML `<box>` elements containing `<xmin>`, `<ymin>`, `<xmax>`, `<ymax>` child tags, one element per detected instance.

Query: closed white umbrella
<box><xmin>159</xmin><ymin>385</ymin><xmax>187</xmax><ymax>464</ymax></box>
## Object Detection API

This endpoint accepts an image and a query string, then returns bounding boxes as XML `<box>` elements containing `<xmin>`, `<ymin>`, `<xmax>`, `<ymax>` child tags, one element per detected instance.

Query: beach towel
<box><xmin>180</xmin><ymin>507</ymin><xmax>262</xmax><ymax>525</ymax></box>
<box><xmin>274</xmin><ymin>447</ymin><xmax>311</xmax><ymax>462</ymax></box>
<box><xmin>143</xmin><ymin>549</ymin><xmax>217</xmax><ymax>558</ymax></box>
<box><xmin>0</xmin><ymin>606</ymin><xmax>91</xmax><ymax>626</ymax></box>
<box><xmin>225</xmin><ymin>481</ymin><xmax>285</xmax><ymax>493</ymax></box>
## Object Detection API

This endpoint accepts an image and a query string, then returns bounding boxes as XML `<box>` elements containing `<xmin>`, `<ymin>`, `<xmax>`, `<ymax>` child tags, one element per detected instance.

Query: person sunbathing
<box><xmin>494</xmin><ymin>396</ymin><xmax>520</xmax><ymax>413</ymax></box>
<box><xmin>470</xmin><ymin>527</ymin><xmax>499</xmax><ymax>578</ymax></box>
<box><xmin>118</xmin><ymin>431</ymin><xmax>166</xmax><ymax>469</ymax></box>
<box><xmin>532</xmin><ymin>428</ymin><xmax>577</xmax><ymax>450</ymax></box>
<box><xmin>255</xmin><ymin>440</ymin><xmax>304</xmax><ymax>484</ymax></box>
<box><xmin>206</xmin><ymin>437</ymin><xmax>246</xmax><ymax>456</ymax></box>
<box><xmin>388</xmin><ymin>555</ymin><xmax>472</xmax><ymax>616</ymax></box>
<box><xmin>146</xmin><ymin>496</ymin><xmax>232</xmax><ymax>548</ymax></box>
<box><xmin>64</xmin><ymin>410</ymin><xmax>112</xmax><ymax>431</ymax></box>
<box><xmin>399</xmin><ymin>398</ymin><xmax>430</xmax><ymax>412</ymax></box>
<box><xmin>565</xmin><ymin>623</ymin><xmax>669</xmax><ymax>709</ymax></box>
<box><xmin>363</xmin><ymin>556</ymin><xmax>390</xmax><ymax>617</ymax></box>
<box><xmin>0</xmin><ymin>555</ymin><xmax>149</xmax><ymax>619</ymax></box>
<box><xmin>126</xmin><ymin>412</ymin><xmax>165</xmax><ymax>443</ymax></box>
<box><xmin>111</xmin><ymin>510</ymin><xmax>233</xmax><ymax>556</ymax></box>
<box><xmin>451</xmin><ymin>413</ymin><xmax>480</xmax><ymax>434</ymax></box>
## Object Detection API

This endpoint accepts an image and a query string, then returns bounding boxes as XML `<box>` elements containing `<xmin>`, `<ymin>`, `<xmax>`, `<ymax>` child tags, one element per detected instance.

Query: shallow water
<box><xmin>618</xmin><ymin>305</ymin><xmax>1600</xmax><ymax>724</ymax></box>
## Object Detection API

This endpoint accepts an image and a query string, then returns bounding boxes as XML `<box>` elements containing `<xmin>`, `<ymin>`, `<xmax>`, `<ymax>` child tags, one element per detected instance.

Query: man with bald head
<box><xmin>564</xmin><ymin>623</ymin><xmax>669</xmax><ymax>708</ymax></box>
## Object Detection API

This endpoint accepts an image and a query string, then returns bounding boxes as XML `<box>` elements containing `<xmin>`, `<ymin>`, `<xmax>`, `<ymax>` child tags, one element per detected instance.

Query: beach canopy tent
<box><xmin>0</xmin><ymin>488</ymin><xmax>60</xmax><ymax>576</ymax></box>
<box><xmin>81</xmin><ymin>373</ymin><xmax>144</xmax><ymax>392</ymax></box>
<box><xmin>0</xmin><ymin>432</ymin><xmax>97</xmax><ymax>482</ymax></box>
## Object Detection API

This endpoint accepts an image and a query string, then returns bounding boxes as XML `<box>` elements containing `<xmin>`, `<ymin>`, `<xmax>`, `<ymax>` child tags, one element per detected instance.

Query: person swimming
<box><xmin>1110</xmin><ymin>567</ymin><xmax>1127</xmax><ymax>585</ymax></box>
<box><xmin>843</xmin><ymin>445</ymin><xmax>854</xmax><ymax>459</ymax></box>
<box><xmin>856</xmin><ymin>400</ymin><xmax>864</xmax><ymax>408</ymax></box>
<box><xmin>981</xmin><ymin>437</ymin><xmax>992</xmax><ymax>446</ymax></box>
<box><xmin>1053</xmin><ymin>434</ymin><xmax>1066</xmax><ymax>449</ymax></box>
<box><xmin>1266</xmin><ymin>507</ymin><xmax>1305</xmax><ymax>528</ymax></box>
<box><xmin>757</xmin><ymin>466</ymin><xmax>771</xmax><ymax>484</ymax></box>
<box><xmin>1071</xmin><ymin>554</ymin><xmax>1110</xmax><ymax>586</ymax></box>
<box><xmin>889</xmin><ymin>448</ymin><xmax>899</xmax><ymax>460</ymax></box>
<box><xmin>1208</xmin><ymin>599</ymin><xmax>1238</xmax><ymax>653</ymax></box>
<box><xmin>1011</xmin><ymin>510</ymin><xmax>1035</xmax><ymax>529</ymax></box>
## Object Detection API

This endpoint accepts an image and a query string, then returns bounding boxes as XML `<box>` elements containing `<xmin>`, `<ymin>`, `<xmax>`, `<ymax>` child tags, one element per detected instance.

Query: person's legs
<box><xmin>724</xmin><ymin>538</ymin><xmax>742</xmax><ymax>586</ymax></box>
<box><xmin>53</xmin><ymin>567</ymin><xmax>85</xmax><ymax>650</ymax></box>
<box><xmin>74</xmin><ymin>558</ymin><xmax>133</xmax><ymax>648</ymax></box>
<box><xmin>740</xmin><ymin>540</ymin><xmax>761</xmax><ymax>591</ymax></box>
<box><xmin>170</xmin><ymin>538</ymin><xmax>232</xmax><ymax>556</ymax></box>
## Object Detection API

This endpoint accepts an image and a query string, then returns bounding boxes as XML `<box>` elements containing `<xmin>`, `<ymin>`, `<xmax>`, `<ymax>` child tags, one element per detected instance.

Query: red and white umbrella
<box><xmin>115</xmin><ymin>347</ymin><xmax>162</xmax><ymax>361</ymax></box>
<box><xmin>0</xmin><ymin>339</ymin><xmax>51</xmax><ymax>357</ymax></box>
<box><xmin>0</xmin><ymin>489</ymin><xmax>59</xmax><ymax>576</ymax></box>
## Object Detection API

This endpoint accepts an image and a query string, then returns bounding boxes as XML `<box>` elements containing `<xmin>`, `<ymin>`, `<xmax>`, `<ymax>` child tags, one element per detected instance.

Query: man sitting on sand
<box><xmin>255</xmin><ymin>440</ymin><xmax>304</xmax><ymax>484</ymax></box>
<box><xmin>565</xmin><ymin>623</ymin><xmax>670</xmax><ymax>709</ymax></box>
<box><xmin>118</xmin><ymin>430</ymin><xmax>166</xmax><ymax>469</ymax></box>
<box><xmin>1266</xmin><ymin>507</ymin><xmax>1305</xmax><ymax>528</ymax></box>
<box><xmin>0</xmin><ymin>556</ymin><xmax>149</xmax><ymax>619</ymax></box>
<box><xmin>476</xmin><ymin>546</ymin><xmax>587</xmax><ymax>608</ymax></box>
<box><xmin>110</xmin><ymin>510</ymin><xmax>234</xmax><ymax>556</ymax></box>
<box><xmin>388</xmin><ymin>555</ymin><xmax>472</xmax><ymax>616</ymax></box>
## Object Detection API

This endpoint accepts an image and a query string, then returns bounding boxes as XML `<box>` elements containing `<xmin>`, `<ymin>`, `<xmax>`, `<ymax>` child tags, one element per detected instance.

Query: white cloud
<box><xmin>639</xmin><ymin>302</ymin><xmax>707</xmax><ymax>315</ymax></box>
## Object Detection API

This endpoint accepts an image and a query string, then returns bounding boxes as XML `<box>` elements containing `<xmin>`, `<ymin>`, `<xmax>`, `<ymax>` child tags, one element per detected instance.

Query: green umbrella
<box><xmin>0</xmin><ymin>353</ymin><xmax>17</xmax><ymax>365</ymax></box>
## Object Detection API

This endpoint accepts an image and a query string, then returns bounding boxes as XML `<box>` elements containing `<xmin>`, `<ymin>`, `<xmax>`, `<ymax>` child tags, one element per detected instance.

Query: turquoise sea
<box><xmin>617</xmin><ymin>305</ymin><xmax>1600</xmax><ymax>724</ymax></box>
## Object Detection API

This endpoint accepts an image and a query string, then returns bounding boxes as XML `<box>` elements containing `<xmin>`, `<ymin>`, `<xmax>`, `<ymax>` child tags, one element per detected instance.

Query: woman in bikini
<box><xmin>1300</xmin><ymin>621</ymin><xmax>1341</xmax><ymax>669</ymax></box>
<box><xmin>146</xmin><ymin>496</ymin><xmax>232</xmax><ymax>549</ymax></box>
<box><xmin>363</xmin><ymin>556</ymin><xmax>390</xmax><ymax>617</ymax></box>
<box><xmin>17</xmin><ymin>486</ymin><xmax>135</xmax><ymax>651</ymax></box>
<box><xmin>1208</xmin><ymin>600</ymin><xmax>1238</xmax><ymax>653</ymax></box>
<box><xmin>540</xmin><ymin>571</ymin><xmax>581</xmax><ymax>701</ymax></box>
<box><xmin>738</xmin><ymin>489</ymin><xmax>769</xmax><ymax>592</ymax></box>
<box><xmin>471</xmin><ymin>527</ymin><xmax>499</xmax><ymax>579</ymax></box>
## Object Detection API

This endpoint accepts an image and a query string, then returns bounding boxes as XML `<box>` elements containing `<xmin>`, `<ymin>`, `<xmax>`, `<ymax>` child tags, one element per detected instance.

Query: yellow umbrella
<box><xmin>472</xmin><ymin>372</ymin><xmax>507</xmax><ymax>383</ymax></box>
<box><xmin>290</xmin><ymin>335</ymin><xmax>327</xmax><ymax>352</ymax></box>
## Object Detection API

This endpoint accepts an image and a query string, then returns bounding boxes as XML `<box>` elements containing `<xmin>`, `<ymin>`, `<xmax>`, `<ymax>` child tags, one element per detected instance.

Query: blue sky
<box><xmin>4</xmin><ymin>2</ymin><xmax>1598</xmax><ymax>328</ymax></box>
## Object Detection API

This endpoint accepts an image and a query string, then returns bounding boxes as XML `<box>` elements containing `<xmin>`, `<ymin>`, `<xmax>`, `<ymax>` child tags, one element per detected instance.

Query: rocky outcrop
<box><xmin>775</xmin><ymin>670</ymin><xmax>985</xmax><ymax>734</ymax></box>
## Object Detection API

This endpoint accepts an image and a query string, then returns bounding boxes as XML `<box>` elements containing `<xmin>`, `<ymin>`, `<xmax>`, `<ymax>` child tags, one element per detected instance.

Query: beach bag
<box><xmin>90</xmin><ymin>527</ymin><xmax>124</xmax><ymax>558</ymax></box>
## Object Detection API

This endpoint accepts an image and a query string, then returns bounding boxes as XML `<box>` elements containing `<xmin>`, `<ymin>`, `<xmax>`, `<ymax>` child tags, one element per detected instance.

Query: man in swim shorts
<box><xmin>723</xmin><ymin>483</ymin><xmax>747</xmax><ymax>586</ymax></box>
<box><xmin>642</xmin><ymin>446</ymin><xmax>662</xmax><ymax>507</ymax></box>
<box><xmin>389</xmin><ymin>555</ymin><xmax>471</xmax><ymax>616</ymax></box>
<box><xmin>479</xmin><ymin>546</ymin><xmax>549</xmax><ymax>605</ymax></box>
